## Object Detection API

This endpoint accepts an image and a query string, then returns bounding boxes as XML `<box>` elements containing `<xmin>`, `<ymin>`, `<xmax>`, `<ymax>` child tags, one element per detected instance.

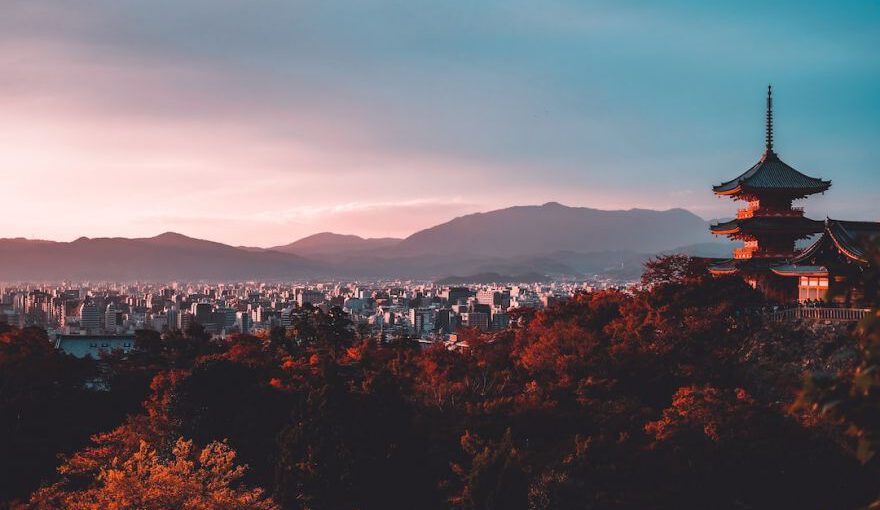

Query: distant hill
<box><xmin>0</xmin><ymin>233</ymin><xmax>324</xmax><ymax>281</ymax></box>
<box><xmin>391</xmin><ymin>202</ymin><xmax>716</xmax><ymax>258</ymax></box>
<box><xmin>1</xmin><ymin>203</ymin><xmax>732</xmax><ymax>280</ymax></box>
<box><xmin>662</xmin><ymin>241</ymin><xmax>736</xmax><ymax>258</ymax></box>
<box><xmin>270</xmin><ymin>233</ymin><xmax>401</xmax><ymax>256</ymax></box>
<box><xmin>436</xmin><ymin>272</ymin><xmax>548</xmax><ymax>285</ymax></box>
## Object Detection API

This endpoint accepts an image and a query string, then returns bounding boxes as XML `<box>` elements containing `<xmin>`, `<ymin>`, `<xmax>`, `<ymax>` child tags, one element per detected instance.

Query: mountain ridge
<box><xmin>0</xmin><ymin>203</ymin><xmax>731</xmax><ymax>280</ymax></box>
<box><xmin>270</xmin><ymin>232</ymin><xmax>402</xmax><ymax>256</ymax></box>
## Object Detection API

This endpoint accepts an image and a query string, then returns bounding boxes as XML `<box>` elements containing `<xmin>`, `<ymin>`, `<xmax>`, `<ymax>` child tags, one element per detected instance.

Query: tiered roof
<box><xmin>708</xmin><ymin>86</ymin><xmax>834</xmax><ymax>277</ymax></box>
<box><xmin>712</xmin><ymin>151</ymin><xmax>831</xmax><ymax>196</ymax></box>
<box><xmin>712</xmin><ymin>86</ymin><xmax>830</xmax><ymax>198</ymax></box>
<box><xmin>710</xmin><ymin>216</ymin><xmax>823</xmax><ymax>237</ymax></box>
<box><xmin>791</xmin><ymin>219</ymin><xmax>880</xmax><ymax>265</ymax></box>
<box><xmin>707</xmin><ymin>258</ymin><xmax>782</xmax><ymax>275</ymax></box>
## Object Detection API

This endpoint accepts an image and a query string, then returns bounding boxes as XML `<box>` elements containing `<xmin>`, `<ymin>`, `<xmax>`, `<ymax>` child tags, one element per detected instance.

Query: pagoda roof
<box><xmin>713</xmin><ymin>151</ymin><xmax>831</xmax><ymax>196</ymax></box>
<box><xmin>770</xmin><ymin>264</ymin><xmax>828</xmax><ymax>277</ymax></box>
<box><xmin>793</xmin><ymin>219</ymin><xmax>880</xmax><ymax>265</ymax></box>
<box><xmin>710</xmin><ymin>216</ymin><xmax>824</xmax><ymax>236</ymax></box>
<box><xmin>713</xmin><ymin>86</ymin><xmax>831</xmax><ymax>198</ymax></box>
<box><xmin>708</xmin><ymin>258</ymin><xmax>783</xmax><ymax>275</ymax></box>
<box><xmin>708</xmin><ymin>259</ymin><xmax>738</xmax><ymax>275</ymax></box>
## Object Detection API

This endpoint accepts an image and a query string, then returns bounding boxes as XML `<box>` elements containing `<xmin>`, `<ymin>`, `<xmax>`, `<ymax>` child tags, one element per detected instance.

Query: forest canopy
<box><xmin>1</xmin><ymin>254</ymin><xmax>879</xmax><ymax>510</ymax></box>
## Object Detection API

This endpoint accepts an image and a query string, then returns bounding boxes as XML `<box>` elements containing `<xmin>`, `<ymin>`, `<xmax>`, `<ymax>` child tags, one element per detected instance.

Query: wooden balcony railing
<box><xmin>766</xmin><ymin>307</ymin><xmax>872</xmax><ymax>323</ymax></box>
<box><xmin>734</xmin><ymin>247</ymin><xmax>794</xmax><ymax>259</ymax></box>
<box><xmin>736</xmin><ymin>207</ymin><xmax>805</xmax><ymax>219</ymax></box>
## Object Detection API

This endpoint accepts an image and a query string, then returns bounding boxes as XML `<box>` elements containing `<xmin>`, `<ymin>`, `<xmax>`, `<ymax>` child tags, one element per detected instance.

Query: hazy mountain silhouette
<box><xmin>270</xmin><ymin>233</ymin><xmax>401</xmax><ymax>256</ymax></box>
<box><xmin>0</xmin><ymin>233</ymin><xmax>324</xmax><ymax>281</ymax></box>
<box><xmin>0</xmin><ymin>203</ymin><xmax>731</xmax><ymax>280</ymax></box>
<box><xmin>390</xmin><ymin>202</ymin><xmax>717</xmax><ymax>257</ymax></box>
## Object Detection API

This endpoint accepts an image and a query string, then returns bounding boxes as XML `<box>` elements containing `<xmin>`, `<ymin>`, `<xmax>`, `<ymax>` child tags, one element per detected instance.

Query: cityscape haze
<box><xmin>2</xmin><ymin>1</ymin><xmax>878</xmax><ymax>247</ymax></box>
<box><xmin>2</xmin><ymin>2</ymin><xmax>879</xmax><ymax>510</ymax></box>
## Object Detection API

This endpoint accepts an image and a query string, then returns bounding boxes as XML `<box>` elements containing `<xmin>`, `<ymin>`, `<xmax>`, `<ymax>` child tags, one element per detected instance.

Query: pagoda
<box><xmin>709</xmin><ymin>86</ymin><xmax>831</xmax><ymax>298</ymax></box>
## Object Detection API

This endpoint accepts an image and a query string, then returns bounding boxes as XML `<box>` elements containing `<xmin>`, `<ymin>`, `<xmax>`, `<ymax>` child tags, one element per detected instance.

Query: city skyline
<box><xmin>2</xmin><ymin>1</ymin><xmax>878</xmax><ymax>246</ymax></box>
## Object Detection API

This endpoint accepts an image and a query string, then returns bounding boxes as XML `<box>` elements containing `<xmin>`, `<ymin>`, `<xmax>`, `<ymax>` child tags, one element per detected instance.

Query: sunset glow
<box><xmin>2</xmin><ymin>1</ymin><xmax>878</xmax><ymax>246</ymax></box>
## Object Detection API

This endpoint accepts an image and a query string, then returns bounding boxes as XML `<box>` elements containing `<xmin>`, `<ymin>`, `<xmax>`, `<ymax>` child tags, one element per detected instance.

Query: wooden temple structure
<box><xmin>709</xmin><ymin>86</ymin><xmax>879</xmax><ymax>304</ymax></box>
<box><xmin>771</xmin><ymin>219</ymin><xmax>879</xmax><ymax>304</ymax></box>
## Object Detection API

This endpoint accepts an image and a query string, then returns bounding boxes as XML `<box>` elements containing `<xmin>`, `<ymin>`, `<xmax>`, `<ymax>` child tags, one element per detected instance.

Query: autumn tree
<box><xmin>29</xmin><ymin>437</ymin><xmax>278</xmax><ymax>509</ymax></box>
<box><xmin>641</xmin><ymin>253</ymin><xmax>710</xmax><ymax>288</ymax></box>
<box><xmin>453</xmin><ymin>429</ymin><xmax>528</xmax><ymax>510</ymax></box>
<box><xmin>0</xmin><ymin>326</ymin><xmax>115</xmax><ymax>504</ymax></box>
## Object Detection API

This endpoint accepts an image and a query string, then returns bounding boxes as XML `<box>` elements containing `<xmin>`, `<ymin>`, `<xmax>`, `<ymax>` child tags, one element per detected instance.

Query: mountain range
<box><xmin>0</xmin><ymin>203</ymin><xmax>732</xmax><ymax>281</ymax></box>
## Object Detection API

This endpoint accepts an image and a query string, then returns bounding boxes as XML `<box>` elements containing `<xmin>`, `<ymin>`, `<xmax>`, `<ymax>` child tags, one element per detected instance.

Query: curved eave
<box><xmin>712</xmin><ymin>151</ymin><xmax>832</xmax><ymax>197</ymax></box>
<box><xmin>771</xmin><ymin>265</ymin><xmax>829</xmax><ymax>277</ymax></box>
<box><xmin>740</xmin><ymin>182</ymin><xmax>832</xmax><ymax>197</ymax></box>
<box><xmin>791</xmin><ymin>236</ymin><xmax>827</xmax><ymax>264</ymax></box>
<box><xmin>710</xmin><ymin>218</ymin><xmax>824</xmax><ymax>237</ymax></box>
<box><xmin>712</xmin><ymin>184</ymin><xmax>744</xmax><ymax>196</ymax></box>
<box><xmin>710</xmin><ymin>225</ymin><xmax>740</xmax><ymax>235</ymax></box>
<box><xmin>828</xmin><ymin>229</ymin><xmax>869</xmax><ymax>264</ymax></box>
<box><xmin>708</xmin><ymin>260</ymin><xmax>738</xmax><ymax>275</ymax></box>
<box><xmin>712</xmin><ymin>181</ymin><xmax>832</xmax><ymax>198</ymax></box>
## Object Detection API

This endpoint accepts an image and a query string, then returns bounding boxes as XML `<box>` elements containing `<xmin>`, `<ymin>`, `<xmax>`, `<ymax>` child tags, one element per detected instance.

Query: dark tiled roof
<box><xmin>770</xmin><ymin>264</ymin><xmax>828</xmax><ymax>276</ymax></box>
<box><xmin>713</xmin><ymin>151</ymin><xmax>831</xmax><ymax>195</ymax></box>
<box><xmin>708</xmin><ymin>258</ymin><xmax>783</xmax><ymax>275</ymax></box>
<box><xmin>708</xmin><ymin>259</ymin><xmax>738</xmax><ymax>274</ymax></box>
<box><xmin>794</xmin><ymin>219</ymin><xmax>880</xmax><ymax>264</ymax></box>
<box><xmin>710</xmin><ymin>216</ymin><xmax>824</xmax><ymax>235</ymax></box>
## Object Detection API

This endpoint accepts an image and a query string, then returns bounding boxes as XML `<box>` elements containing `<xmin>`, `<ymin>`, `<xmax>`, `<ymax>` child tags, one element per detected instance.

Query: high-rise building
<box><xmin>280</xmin><ymin>307</ymin><xmax>296</xmax><ymax>328</ymax></box>
<box><xmin>297</xmin><ymin>290</ymin><xmax>324</xmax><ymax>306</ymax></box>
<box><xmin>79</xmin><ymin>302</ymin><xmax>101</xmax><ymax>331</ymax></box>
<box><xmin>192</xmin><ymin>302</ymin><xmax>213</xmax><ymax>324</ymax></box>
<box><xmin>105</xmin><ymin>304</ymin><xmax>120</xmax><ymax>332</ymax></box>
<box><xmin>435</xmin><ymin>308</ymin><xmax>459</xmax><ymax>334</ymax></box>
<box><xmin>492</xmin><ymin>312</ymin><xmax>510</xmax><ymax>330</ymax></box>
<box><xmin>409</xmin><ymin>307</ymin><xmax>435</xmax><ymax>336</ymax></box>
<box><xmin>166</xmin><ymin>304</ymin><xmax>179</xmax><ymax>330</ymax></box>
<box><xmin>461</xmin><ymin>311</ymin><xmax>489</xmax><ymax>331</ymax></box>
<box><xmin>443</xmin><ymin>287</ymin><xmax>472</xmax><ymax>306</ymax></box>
<box><xmin>236</xmin><ymin>311</ymin><xmax>252</xmax><ymax>334</ymax></box>
<box><xmin>215</xmin><ymin>307</ymin><xmax>236</xmax><ymax>330</ymax></box>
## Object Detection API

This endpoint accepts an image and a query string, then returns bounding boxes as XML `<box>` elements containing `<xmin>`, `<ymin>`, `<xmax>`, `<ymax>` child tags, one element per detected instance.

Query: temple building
<box><xmin>709</xmin><ymin>86</ymin><xmax>878</xmax><ymax>304</ymax></box>
<box><xmin>771</xmin><ymin>219</ymin><xmax>879</xmax><ymax>304</ymax></box>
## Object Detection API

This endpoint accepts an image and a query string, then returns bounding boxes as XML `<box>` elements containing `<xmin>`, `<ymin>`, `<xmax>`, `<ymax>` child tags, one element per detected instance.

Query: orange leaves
<box><xmin>645</xmin><ymin>385</ymin><xmax>756</xmax><ymax>445</ymax></box>
<box><xmin>460</xmin><ymin>429</ymin><xmax>482</xmax><ymax>456</ymax></box>
<box><xmin>30</xmin><ymin>437</ymin><xmax>279</xmax><ymax>509</ymax></box>
<box><xmin>514</xmin><ymin>314</ymin><xmax>609</xmax><ymax>392</ymax></box>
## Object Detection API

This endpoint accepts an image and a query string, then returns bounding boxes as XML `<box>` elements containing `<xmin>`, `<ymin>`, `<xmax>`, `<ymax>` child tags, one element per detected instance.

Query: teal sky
<box><xmin>1</xmin><ymin>0</ymin><xmax>877</xmax><ymax>246</ymax></box>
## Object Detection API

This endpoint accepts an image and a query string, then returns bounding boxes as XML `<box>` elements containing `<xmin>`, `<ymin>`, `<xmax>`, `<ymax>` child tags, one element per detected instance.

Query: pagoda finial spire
<box><xmin>765</xmin><ymin>84</ymin><xmax>774</xmax><ymax>153</ymax></box>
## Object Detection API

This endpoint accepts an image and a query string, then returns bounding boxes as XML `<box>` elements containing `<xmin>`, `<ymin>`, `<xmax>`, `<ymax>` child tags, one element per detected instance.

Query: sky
<box><xmin>1</xmin><ymin>0</ymin><xmax>878</xmax><ymax>247</ymax></box>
